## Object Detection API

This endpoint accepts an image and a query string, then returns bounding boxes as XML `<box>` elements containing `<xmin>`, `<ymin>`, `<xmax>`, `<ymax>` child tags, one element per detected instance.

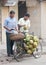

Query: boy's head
<box><xmin>10</xmin><ymin>10</ymin><xmax>15</xmax><ymax>18</ymax></box>
<box><xmin>24</xmin><ymin>13</ymin><xmax>30</xmax><ymax>20</ymax></box>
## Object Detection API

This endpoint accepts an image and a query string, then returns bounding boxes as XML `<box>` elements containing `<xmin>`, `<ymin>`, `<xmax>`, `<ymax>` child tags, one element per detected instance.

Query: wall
<box><xmin>41</xmin><ymin>1</ymin><xmax>46</xmax><ymax>40</ymax></box>
<box><xmin>2</xmin><ymin>7</ymin><xmax>9</xmax><ymax>44</ymax></box>
<box><xmin>26</xmin><ymin>0</ymin><xmax>41</xmax><ymax>37</ymax></box>
<box><xmin>0</xmin><ymin>6</ymin><xmax>2</xmax><ymax>43</ymax></box>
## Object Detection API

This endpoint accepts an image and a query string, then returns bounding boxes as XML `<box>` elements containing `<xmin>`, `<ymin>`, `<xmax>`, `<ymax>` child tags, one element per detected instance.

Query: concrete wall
<box><xmin>26</xmin><ymin>0</ymin><xmax>41</xmax><ymax>37</ymax></box>
<box><xmin>0</xmin><ymin>6</ymin><xmax>2</xmax><ymax>43</ymax></box>
<box><xmin>41</xmin><ymin>1</ymin><xmax>46</xmax><ymax>40</ymax></box>
<box><xmin>2</xmin><ymin>7</ymin><xmax>9</xmax><ymax>44</ymax></box>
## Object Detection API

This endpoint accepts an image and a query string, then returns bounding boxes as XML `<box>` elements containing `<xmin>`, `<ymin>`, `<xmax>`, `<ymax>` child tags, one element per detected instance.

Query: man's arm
<box><xmin>4</xmin><ymin>19</ymin><xmax>11</xmax><ymax>31</ymax></box>
<box><xmin>4</xmin><ymin>26</ymin><xmax>11</xmax><ymax>31</ymax></box>
<box><xmin>18</xmin><ymin>18</ymin><xmax>25</xmax><ymax>27</ymax></box>
<box><xmin>14</xmin><ymin>20</ymin><xmax>19</xmax><ymax>32</ymax></box>
<box><xmin>18</xmin><ymin>24</ymin><xmax>25</xmax><ymax>27</ymax></box>
<box><xmin>27</xmin><ymin>20</ymin><xmax>30</xmax><ymax>29</ymax></box>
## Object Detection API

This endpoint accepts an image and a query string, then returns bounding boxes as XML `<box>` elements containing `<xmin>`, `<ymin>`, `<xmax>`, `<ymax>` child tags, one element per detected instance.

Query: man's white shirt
<box><xmin>18</xmin><ymin>18</ymin><xmax>30</xmax><ymax>32</ymax></box>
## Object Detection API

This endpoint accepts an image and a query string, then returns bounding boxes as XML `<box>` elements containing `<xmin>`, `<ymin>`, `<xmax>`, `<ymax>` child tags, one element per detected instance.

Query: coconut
<box><xmin>30</xmin><ymin>40</ymin><xmax>33</xmax><ymax>44</ymax></box>
<box><xmin>28</xmin><ymin>45</ymin><xmax>33</xmax><ymax>49</ymax></box>
<box><xmin>27</xmin><ymin>50</ymin><xmax>32</xmax><ymax>54</ymax></box>
<box><xmin>33</xmin><ymin>42</ymin><xmax>38</xmax><ymax>48</ymax></box>
<box><xmin>33</xmin><ymin>36</ymin><xmax>39</xmax><ymax>42</ymax></box>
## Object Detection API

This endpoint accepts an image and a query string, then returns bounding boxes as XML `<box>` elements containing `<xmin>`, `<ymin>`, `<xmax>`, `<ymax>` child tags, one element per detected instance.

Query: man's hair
<box><xmin>24</xmin><ymin>13</ymin><xmax>30</xmax><ymax>17</ymax></box>
<box><xmin>10</xmin><ymin>10</ymin><xmax>15</xmax><ymax>14</ymax></box>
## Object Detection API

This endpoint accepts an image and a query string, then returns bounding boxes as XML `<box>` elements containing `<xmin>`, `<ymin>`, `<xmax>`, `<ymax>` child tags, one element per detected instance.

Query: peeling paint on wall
<box><xmin>0</xmin><ymin>6</ymin><xmax>2</xmax><ymax>42</ymax></box>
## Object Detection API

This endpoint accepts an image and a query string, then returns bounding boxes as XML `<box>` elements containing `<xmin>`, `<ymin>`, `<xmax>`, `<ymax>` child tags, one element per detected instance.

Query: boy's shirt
<box><xmin>4</xmin><ymin>17</ymin><xmax>18</xmax><ymax>34</ymax></box>
<box><xmin>18</xmin><ymin>18</ymin><xmax>30</xmax><ymax>32</ymax></box>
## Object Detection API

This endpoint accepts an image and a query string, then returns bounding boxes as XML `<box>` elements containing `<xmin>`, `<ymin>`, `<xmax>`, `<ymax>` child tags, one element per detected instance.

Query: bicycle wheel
<box><xmin>33</xmin><ymin>41</ymin><xmax>42</xmax><ymax>58</ymax></box>
<box><xmin>14</xmin><ymin>51</ymin><xmax>23</xmax><ymax>62</ymax></box>
<box><xmin>13</xmin><ymin>41</ymin><xmax>23</xmax><ymax>62</ymax></box>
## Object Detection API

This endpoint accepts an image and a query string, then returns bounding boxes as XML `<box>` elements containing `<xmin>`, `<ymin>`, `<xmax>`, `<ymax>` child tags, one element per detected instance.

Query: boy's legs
<box><xmin>6</xmin><ymin>32</ymin><xmax>11</xmax><ymax>56</ymax></box>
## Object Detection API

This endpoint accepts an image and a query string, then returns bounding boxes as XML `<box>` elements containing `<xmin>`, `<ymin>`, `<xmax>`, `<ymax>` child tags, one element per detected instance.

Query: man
<box><xmin>4</xmin><ymin>10</ymin><xmax>18</xmax><ymax>57</ymax></box>
<box><xmin>18</xmin><ymin>13</ymin><xmax>30</xmax><ymax>33</ymax></box>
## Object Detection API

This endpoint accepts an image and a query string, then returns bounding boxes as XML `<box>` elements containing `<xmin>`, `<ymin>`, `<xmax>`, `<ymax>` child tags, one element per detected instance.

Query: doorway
<box><xmin>18</xmin><ymin>1</ymin><xmax>27</xmax><ymax>19</ymax></box>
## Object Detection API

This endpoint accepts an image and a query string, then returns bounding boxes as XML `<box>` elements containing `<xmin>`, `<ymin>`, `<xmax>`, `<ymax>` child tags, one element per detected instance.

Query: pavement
<box><xmin>0</xmin><ymin>52</ymin><xmax>46</xmax><ymax>65</ymax></box>
<box><xmin>0</xmin><ymin>42</ymin><xmax>46</xmax><ymax>65</ymax></box>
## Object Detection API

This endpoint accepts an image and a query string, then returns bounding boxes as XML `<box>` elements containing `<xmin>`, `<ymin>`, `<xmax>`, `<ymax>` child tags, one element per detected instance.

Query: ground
<box><xmin>0</xmin><ymin>54</ymin><xmax>46</xmax><ymax>65</ymax></box>
<box><xmin>0</xmin><ymin>42</ymin><xmax>46</xmax><ymax>65</ymax></box>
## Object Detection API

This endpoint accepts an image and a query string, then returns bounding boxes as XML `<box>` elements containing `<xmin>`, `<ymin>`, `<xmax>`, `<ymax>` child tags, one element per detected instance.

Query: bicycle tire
<box><xmin>33</xmin><ymin>41</ymin><xmax>42</xmax><ymax>58</ymax></box>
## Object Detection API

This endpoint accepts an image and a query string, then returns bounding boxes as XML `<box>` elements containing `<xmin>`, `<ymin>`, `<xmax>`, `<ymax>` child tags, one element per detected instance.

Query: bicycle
<box><xmin>10</xmin><ymin>32</ymin><xmax>42</xmax><ymax>62</ymax></box>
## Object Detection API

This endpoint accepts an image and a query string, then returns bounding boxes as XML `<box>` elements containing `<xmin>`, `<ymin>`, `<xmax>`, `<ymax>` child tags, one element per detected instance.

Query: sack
<box><xmin>10</xmin><ymin>33</ymin><xmax>25</xmax><ymax>40</ymax></box>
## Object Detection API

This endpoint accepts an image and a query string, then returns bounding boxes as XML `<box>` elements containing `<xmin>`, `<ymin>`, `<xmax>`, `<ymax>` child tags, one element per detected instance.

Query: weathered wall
<box><xmin>41</xmin><ymin>1</ymin><xmax>46</xmax><ymax>41</ymax></box>
<box><xmin>0</xmin><ymin>6</ymin><xmax>2</xmax><ymax>43</ymax></box>
<box><xmin>2</xmin><ymin>7</ymin><xmax>9</xmax><ymax>44</ymax></box>
<box><xmin>26</xmin><ymin>0</ymin><xmax>41</xmax><ymax>37</ymax></box>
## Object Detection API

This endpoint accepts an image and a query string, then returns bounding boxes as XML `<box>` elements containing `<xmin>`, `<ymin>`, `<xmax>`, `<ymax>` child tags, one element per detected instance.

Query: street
<box><xmin>0</xmin><ymin>54</ymin><xmax>46</xmax><ymax>65</ymax></box>
<box><xmin>0</xmin><ymin>43</ymin><xmax>46</xmax><ymax>65</ymax></box>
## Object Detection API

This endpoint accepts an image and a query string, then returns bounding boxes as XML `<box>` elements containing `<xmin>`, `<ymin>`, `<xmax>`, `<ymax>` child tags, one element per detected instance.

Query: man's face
<box><xmin>10</xmin><ymin>13</ymin><xmax>15</xmax><ymax>18</ymax></box>
<box><xmin>24</xmin><ymin>16</ymin><xmax>29</xmax><ymax>21</ymax></box>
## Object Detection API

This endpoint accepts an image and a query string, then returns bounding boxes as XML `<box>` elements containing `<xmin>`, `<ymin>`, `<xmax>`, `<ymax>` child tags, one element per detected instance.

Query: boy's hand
<box><xmin>4</xmin><ymin>26</ymin><xmax>12</xmax><ymax>31</ymax></box>
<box><xmin>23</xmin><ymin>25</ymin><xmax>28</xmax><ymax>30</ymax></box>
<box><xmin>8</xmin><ymin>29</ymin><xmax>12</xmax><ymax>31</ymax></box>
